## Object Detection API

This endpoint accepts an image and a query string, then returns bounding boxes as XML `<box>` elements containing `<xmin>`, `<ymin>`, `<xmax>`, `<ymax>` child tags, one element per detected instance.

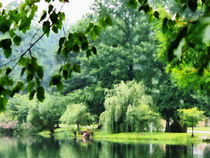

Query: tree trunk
<box><xmin>165</xmin><ymin>117</ymin><xmax>170</xmax><ymax>132</ymax></box>
<box><xmin>77</xmin><ymin>123</ymin><xmax>80</xmax><ymax>132</ymax></box>
<box><xmin>50</xmin><ymin>128</ymin><xmax>54</xmax><ymax>137</ymax></box>
<box><xmin>192</xmin><ymin>119</ymin><xmax>194</xmax><ymax>137</ymax></box>
<box><xmin>192</xmin><ymin>125</ymin><xmax>194</xmax><ymax>137</ymax></box>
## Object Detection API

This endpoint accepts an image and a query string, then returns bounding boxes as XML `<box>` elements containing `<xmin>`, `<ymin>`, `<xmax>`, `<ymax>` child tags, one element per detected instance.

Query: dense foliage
<box><xmin>128</xmin><ymin>0</ymin><xmax>210</xmax><ymax>94</ymax></box>
<box><xmin>0</xmin><ymin>0</ymin><xmax>112</xmax><ymax>110</ymax></box>
<box><xmin>0</xmin><ymin>0</ymin><xmax>209</xmax><ymax>136</ymax></box>
<box><xmin>178</xmin><ymin>107</ymin><xmax>205</xmax><ymax>136</ymax></box>
<box><xmin>60</xmin><ymin>103</ymin><xmax>95</xmax><ymax>131</ymax></box>
<box><xmin>100</xmin><ymin>81</ymin><xmax>161</xmax><ymax>133</ymax></box>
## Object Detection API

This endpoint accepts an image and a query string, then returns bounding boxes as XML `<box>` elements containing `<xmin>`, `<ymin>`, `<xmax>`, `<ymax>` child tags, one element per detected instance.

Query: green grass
<box><xmin>39</xmin><ymin>126</ymin><xmax>210</xmax><ymax>144</ymax></box>
<box><xmin>93</xmin><ymin>130</ymin><xmax>210</xmax><ymax>144</ymax></box>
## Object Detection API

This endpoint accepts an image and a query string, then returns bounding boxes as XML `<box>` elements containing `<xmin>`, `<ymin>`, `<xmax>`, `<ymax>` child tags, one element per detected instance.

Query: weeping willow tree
<box><xmin>100</xmin><ymin>81</ymin><xmax>161</xmax><ymax>133</ymax></box>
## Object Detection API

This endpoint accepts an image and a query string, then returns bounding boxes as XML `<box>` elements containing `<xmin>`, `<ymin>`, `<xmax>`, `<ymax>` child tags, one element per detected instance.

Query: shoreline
<box><xmin>39</xmin><ymin>129</ymin><xmax>210</xmax><ymax>144</ymax></box>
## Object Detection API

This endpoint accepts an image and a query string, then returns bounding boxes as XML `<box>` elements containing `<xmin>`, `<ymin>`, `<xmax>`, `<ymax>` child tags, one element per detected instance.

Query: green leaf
<box><xmin>85</xmin><ymin>23</ymin><xmax>94</xmax><ymax>34</ymax></box>
<box><xmin>72</xmin><ymin>64</ymin><xmax>81</xmax><ymax>73</ymax></box>
<box><xmin>26</xmin><ymin>73</ymin><xmax>34</xmax><ymax>82</ymax></box>
<box><xmin>20</xmin><ymin>67</ymin><xmax>26</xmax><ymax>76</ymax></box>
<box><xmin>42</xmin><ymin>21</ymin><xmax>50</xmax><ymax>36</ymax></box>
<box><xmin>3</xmin><ymin>48</ymin><xmax>12</xmax><ymax>58</ymax></box>
<box><xmin>63</xmin><ymin>70</ymin><xmax>68</xmax><ymax>80</ymax></box>
<box><xmin>50</xmin><ymin>11</ymin><xmax>58</xmax><ymax>24</ymax></box>
<box><xmin>29</xmin><ymin>90</ymin><xmax>36</xmax><ymax>100</ymax></box>
<box><xmin>12</xmin><ymin>81</ymin><xmax>24</xmax><ymax>95</ymax></box>
<box><xmin>36</xmin><ymin>66</ymin><xmax>44</xmax><ymax>79</ymax></box>
<box><xmin>99</xmin><ymin>17</ymin><xmax>107</xmax><ymax>27</ymax></box>
<box><xmin>128</xmin><ymin>0</ymin><xmax>138</xmax><ymax>9</ymax></box>
<box><xmin>13</xmin><ymin>35</ymin><xmax>22</xmax><ymax>46</ymax></box>
<box><xmin>59</xmin><ymin>37</ymin><xmax>65</xmax><ymax>47</ymax></box>
<box><xmin>37</xmin><ymin>86</ymin><xmax>45</xmax><ymax>102</ymax></box>
<box><xmin>162</xmin><ymin>17</ymin><xmax>168</xmax><ymax>33</ymax></box>
<box><xmin>56</xmin><ymin>81</ymin><xmax>64</xmax><ymax>91</ymax></box>
<box><xmin>90</xmin><ymin>30</ymin><xmax>97</xmax><ymax>40</ymax></box>
<box><xmin>0</xmin><ymin>18</ymin><xmax>11</xmax><ymax>33</ymax></box>
<box><xmin>39</xmin><ymin>11</ymin><xmax>47</xmax><ymax>23</ymax></box>
<box><xmin>35</xmin><ymin>77</ymin><xmax>41</xmax><ymax>87</ymax></box>
<box><xmin>27</xmin><ymin>82</ymin><xmax>34</xmax><ymax>93</ymax></box>
<box><xmin>105</xmin><ymin>16</ymin><xmax>112</xmax><ymax>26</ymax></box>
<box><xmin>61</xmin><ymin>48</ymin><xmax>68</xmax><ymax>57</ymax></box>
<box><xmin>48</xmin><ymin>4</ymin><xmax>53</xmax><ymax>13</ymax></box>
<box><xmin>49</xmin><ymin>74</ymin><xmax>61</xmax><ymax>86</ymax></box>
<box><xmin>154</xmin><ymin>11</ymin><xmax>159</xmax><ymax>19</ymax></box>
<box><xmin>16</xmin><ymin>81</ymin><xmax>24</xmax><ymax>90</ymax></box>
<box><xmin>19</xmin><ymin>57</ymin><xmax>30</xmax><ymax>66</ymax></box>
<box><xmin>57</xmin><ymin>47</ymin><xmax>62</xmax><ymax>54</ymax></box>
<box><xmin>9</xmin><ymin>29</ymin><xmax>16</xmax><ymax>37</ymax></box>
<box><xmin>0</xmin><ymin>97</ymin><xmax>7</xmax><ymax>112</ymax></box>
<box><xmin>0</xmin><ymin>38</ymin><xmax>12</xmax><ymax>49</ymax></box>
<box><xmin>59</xmin><ymin>12</ymin><xmax>65</xmax><ymax>21</ymax></box>
<box><xmin>0</xmin><ymin>75</ymin><xmax>13</xmax><ymax>86</ymax></box>
<box><xmin>73</xmin><ymin>44</ymin><xmax>80</xmax><ymax>53</ymax></box>
<box><xmin>5</xmin><ymin>67</ymin><xmax>12</xmax><ymax>75</ymax></box>
<box><xmin>92</xmin><ymin>46</ymin><xmax>97</xmax><ymax>55</ymax></box>
<box><xmin>142</xmin><ymin>5</ymin><xmax>150</xmax><ymax>13</ymax></box>
<box><xmin>63</xmin><ymin>63</ymin><xmax>71</xmax><ymax>71</ymax></box>
<box><xmin>86</xmin><ymin>49</ymin><xmax>92</xmax><ymax>58</ymax></box>
<box><xmin>93</xmin><ymin>25</ymin><xmax>101</xmax><ymax>35</ymax></box>
<box><xmin>81</xmin><ymin>41</ymin><xmax>89</xmax><ymax>50</ymax></box>
<box><xmin>52</xmin><ymin>25</ymin><xmax>58</xmax><ymax>33</ymax></box>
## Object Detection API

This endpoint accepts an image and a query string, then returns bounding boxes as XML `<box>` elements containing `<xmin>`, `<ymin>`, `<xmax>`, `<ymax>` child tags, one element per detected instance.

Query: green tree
<box><xmin>178</xmin><ymin>107</ymin><xmax>205</xmax><ymax>137</ymax></box>
<box><xmin>60</xmin><ymin>103</ymin><xmax>95</xmax><ymax>132</ymax></box>
<box><xmin>6</xmin><ymin>94</ymin><xmax>31</xmax><ymax>124</ymax></box>
<box><xmin>27</xmin><ymin>94</ymin><xmax>68</xmax><ymax>134</ymax></box>
<box><xmin>129</xmin><ymin>0</ymin><xmax>210</xmax><ymax>94</ymax></box>
<box><xmin>0</xmin><ymin>0</ymin><xmax>112</xmax><ymax>110</ymax></box>
<box><xmin>59</xmin><ymin>0</ymin><xmax>158</xmax><ymax>118</ymax></box>
<box><xmin>100</xmin><ymin>81</ymin><xmax>161</xmax><ymax>133</ymax></box>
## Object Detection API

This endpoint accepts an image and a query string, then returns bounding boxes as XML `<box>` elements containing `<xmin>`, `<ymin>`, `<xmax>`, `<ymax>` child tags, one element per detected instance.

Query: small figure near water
<box><xmin>81</xmin><ymin>131</ymin><xmax>93</xmax><ymax>142</ymax></box>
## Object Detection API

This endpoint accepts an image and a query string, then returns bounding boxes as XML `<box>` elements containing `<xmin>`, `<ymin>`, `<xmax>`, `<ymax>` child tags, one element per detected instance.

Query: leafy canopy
<box><xmin>178</xmin><ymin>107</ymin><xmax>205</xmax><ymax>127</ymax></box>
<box><xmin>128</xmin><ymin>0</ymin><xmax>210</xmax><ymax>94</ymax></box>
<box><xmin>0</xmin><ymin>0</ymin><xmax>112</xmax><ymax>110</ymax></box>
<box><xmin>100</xmin><ymin>81</ymin><xmax>161</xmax><ymax>133</ymax></box>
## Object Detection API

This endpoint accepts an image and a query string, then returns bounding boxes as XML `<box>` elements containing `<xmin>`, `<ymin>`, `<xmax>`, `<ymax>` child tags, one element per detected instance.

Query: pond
<box><xmin>0</xmin><ymin>136</ymin><xmax>209</xmax><ymax>158</ymax></box>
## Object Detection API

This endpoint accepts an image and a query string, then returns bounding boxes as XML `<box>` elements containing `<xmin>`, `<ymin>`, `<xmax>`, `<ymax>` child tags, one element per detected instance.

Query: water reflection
<box><xmin>0</xmin><ymin>136</ymin><xmax>209</xmax><ymax>158</ymax></box>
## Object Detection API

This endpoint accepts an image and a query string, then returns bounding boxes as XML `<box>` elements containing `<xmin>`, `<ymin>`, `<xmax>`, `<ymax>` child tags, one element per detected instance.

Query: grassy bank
<box><xmin>93</xmin><ymin>131</ymin><xmax>210</xmax><ymax>144</ymax></box>
<box><xmin>39</xmin><ymin>126</ymin><xmax>210</xmax><ymax>144</ymax></box>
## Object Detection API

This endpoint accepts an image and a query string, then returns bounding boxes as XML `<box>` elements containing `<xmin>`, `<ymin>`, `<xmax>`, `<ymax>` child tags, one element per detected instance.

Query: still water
<box><xmin>0</xmin><ymin>136</ymin><xmax>209</xmax><ymax>158</ymax></box>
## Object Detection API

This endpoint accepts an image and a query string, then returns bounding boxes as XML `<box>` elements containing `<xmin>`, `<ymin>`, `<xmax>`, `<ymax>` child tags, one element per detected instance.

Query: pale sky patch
<box><xmin>1</xmin><ymin>0</ymin><xmax>95</xmax><ymax>25</ymax></box>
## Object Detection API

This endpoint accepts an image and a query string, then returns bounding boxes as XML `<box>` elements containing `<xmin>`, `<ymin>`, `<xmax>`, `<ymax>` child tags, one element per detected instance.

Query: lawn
<box><xmin>39</xmin><ymin>126</ymin><xmax>210</xmax><ymax>144</ymax></box>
